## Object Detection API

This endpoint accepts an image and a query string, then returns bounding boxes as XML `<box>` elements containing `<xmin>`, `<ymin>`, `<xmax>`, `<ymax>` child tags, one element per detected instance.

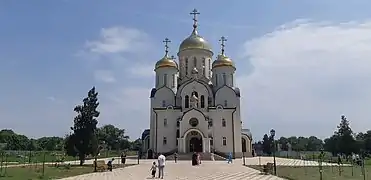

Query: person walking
<box><xmin>157</xmin><ymin>153</ymin><xmax>166</xmax><ymax>179</ymax></box>
<box><xmin>174</xmin><ymin>152</ymin><xmax>178</xmax><ymax>163</ymax></box>
<box><xmin>121</xmin><ymin>152</ymin><xmax>126</xmax><ymax>165</ymax></box>
<box><xmin>227</xmin><ymin>152</ymin><xmax>232</xmax><ymax>164</ymax></box>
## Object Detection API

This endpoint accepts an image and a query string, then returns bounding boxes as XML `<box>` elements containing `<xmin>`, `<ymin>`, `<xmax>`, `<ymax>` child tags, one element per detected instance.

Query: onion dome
<box><xmin>179</xmin><ymin>30</ymin><xmax>212</xmax><ymax>52</ymax></box>
<box><xmin>212</xmin><ymin>36</ymin><xmax>235</xmax><ymax>69</ymax></box>
<box><xmin>212</xmin><ymin>54</ymin><xmax>235</xmax><ymax>69</ymax></box>
<box><xmin>155</xmin><ymin>38</ymin><xmax>178</xmax><ymax>70</ymax></box>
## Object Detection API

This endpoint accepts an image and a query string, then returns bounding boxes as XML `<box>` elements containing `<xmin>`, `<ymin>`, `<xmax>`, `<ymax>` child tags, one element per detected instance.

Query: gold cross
<box><xmin>190</xmin><ymin>9</ymin><xmax>200</xmax><ymax>28</ymax></box>
<box><xmin>163</xmin><ymin>38</ymin><xmax>171</xmax><ymax>55</ymax></box>
<box><xmin>219</xmin><ymin>36</ymin><xmax>227</xmax><ymax>55</ymax></box>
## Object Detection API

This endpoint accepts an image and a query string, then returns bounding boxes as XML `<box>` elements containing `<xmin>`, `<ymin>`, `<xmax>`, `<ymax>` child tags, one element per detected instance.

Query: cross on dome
<box><xmin>163</xmin><ymin>38</ymin><xmax>171</xmax><ymax>56</ymax></box>
<box><xmin>219</xmin><ymin>36</ymin><xmax>227</xmax><ymax>55</ymax></box>
<box><xmin>190</xmin><ymin>9</ymin><xmax>200</xmax><ymax>30</ymax></box>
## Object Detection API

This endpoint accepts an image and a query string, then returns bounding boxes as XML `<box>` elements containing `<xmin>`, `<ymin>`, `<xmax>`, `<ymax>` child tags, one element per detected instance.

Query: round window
<box><xmin>189</xmin><ymin>118</ymin><xmax>199</xmax><ymax>127</ymax></box>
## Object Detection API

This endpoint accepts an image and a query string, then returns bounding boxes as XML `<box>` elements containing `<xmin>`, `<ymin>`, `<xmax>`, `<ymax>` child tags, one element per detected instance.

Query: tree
<box><xmin>262</xmin><ymin>134</ymin><xmax>271</xmax><ymax>155</ymax></box>
<box><xmin>334</xmin><ymin>115</ymin><xmax>357</xmax><ymax>155</ymax></box>
<box><xmin>96</xmin><ymin>124</ymin><xmax>129</xmax><ymax>150</ymax></box>
<box><xmin>67</xmin><ymin>87</ymin><xmax>100</xmax><ymax>165</ymax></box>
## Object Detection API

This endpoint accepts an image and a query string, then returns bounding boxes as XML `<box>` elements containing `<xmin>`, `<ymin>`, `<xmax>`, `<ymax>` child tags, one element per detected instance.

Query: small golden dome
<box><xmin>155</xmin><ymin>55</ymin><xmax>178</xmax><ymax>70</ymax></box>
<box><xmin>179</xmin><ymin>30</ymin><xmax>212</xmax><ymax>52</ymax></box>
<box><xmin>212</xmin><ymin>54</ymin><xmax>235</xmax><ymax>69</ymax></box>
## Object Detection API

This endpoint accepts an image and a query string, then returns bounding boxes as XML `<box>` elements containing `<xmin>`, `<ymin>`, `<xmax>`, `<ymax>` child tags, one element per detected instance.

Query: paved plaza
<box><xmin>58</xmin><ymin>157</ymin><xmax>345</xmax><ymax>180</ymax></box>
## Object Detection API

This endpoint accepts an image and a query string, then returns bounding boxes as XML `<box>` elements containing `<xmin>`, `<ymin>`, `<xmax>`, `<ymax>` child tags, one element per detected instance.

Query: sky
<box><xmin>1</xmin><ymin>0</ymin><xmax>371</xmax><ymax>141</ymax></box>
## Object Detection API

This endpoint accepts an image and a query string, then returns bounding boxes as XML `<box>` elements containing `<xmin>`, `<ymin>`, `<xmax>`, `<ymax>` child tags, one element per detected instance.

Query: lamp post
<box><xmin>318</xmin><ymin>149</ymin><xmax>324</xmax><ymax>180</ymax></box>
<box><xmin>270</xmin><ymin>129</ymin><xmax>277</xmax><ymax>176</ymax></box>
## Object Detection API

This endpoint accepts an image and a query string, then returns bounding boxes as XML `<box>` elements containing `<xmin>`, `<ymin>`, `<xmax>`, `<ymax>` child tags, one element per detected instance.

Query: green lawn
<box><xmin>0</xmin><ymin>164</ymin><xmax>136</xmax><ymax>180</ymax></box>
<box><xmin>0</xmin><ymin>150</ymin><xmax>137</xmax><ymax>165</ymax></box>
<box><xmin>248</xmin><ymin>165</ymin><xmax>370</xmax><ymax>180</ymax></box>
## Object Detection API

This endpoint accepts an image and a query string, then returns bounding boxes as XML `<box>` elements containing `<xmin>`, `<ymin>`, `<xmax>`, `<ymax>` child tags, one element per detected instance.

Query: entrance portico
<box><xmin>177</xmin><ymin>128</ymin><xmax>210</xmax><ymax>153</ymax></box>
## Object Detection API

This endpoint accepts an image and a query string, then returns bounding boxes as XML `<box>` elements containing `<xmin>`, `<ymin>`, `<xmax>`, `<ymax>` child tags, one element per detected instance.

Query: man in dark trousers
<box><xmin>107</xmin><ymin>158</ymin><xmax>114</xmax><ymax>171</ymax></box>
<box><xmin>174</xmin><ymin>152</ymin><xmax>178</xmax><ymax>163</ymax></box>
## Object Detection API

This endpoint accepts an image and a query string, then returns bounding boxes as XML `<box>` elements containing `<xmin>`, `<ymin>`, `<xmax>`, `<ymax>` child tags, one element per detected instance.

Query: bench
<box><xmin>94</xmin><ymin>160</ymin><xmax>107</xmax><ymax>172</ymax></box>
<box><xmin>262</xmin><ymin>163</ymin><xmax>274</xmax><ymax>174</ymax></box>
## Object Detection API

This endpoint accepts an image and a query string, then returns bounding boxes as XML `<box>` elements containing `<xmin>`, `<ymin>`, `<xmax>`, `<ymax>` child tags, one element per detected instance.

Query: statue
<box><xmin>190</xmin><ymin>94</ymin><xmax>198</xmax><ymax>108</ymax></box>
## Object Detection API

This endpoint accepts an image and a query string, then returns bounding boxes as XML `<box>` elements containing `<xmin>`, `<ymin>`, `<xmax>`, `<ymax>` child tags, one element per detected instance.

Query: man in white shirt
<box><xmin>157</xmin><ymin>154</ymin><xmax>166</xmax><ymax>179</ymax></box>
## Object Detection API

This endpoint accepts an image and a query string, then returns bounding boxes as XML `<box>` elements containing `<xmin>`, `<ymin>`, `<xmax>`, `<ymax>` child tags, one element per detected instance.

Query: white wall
<box><xmin>178</xmin><ymin>49</ymin><xmax>213</xmax><ymax>83</ymax></box>
<box><xmin>155</xmin><ymin>67</ymin><xmax>178</xmax><ymax>92</ymax></box>
<box><xmin>154</xmin><ymin>110</ymin><xmax>180</xmax><ymax>153</ymax></box>
<box><xmin>211</xmin><ymin>66</ymin><xmax>235</xmax><ymax>89</ymax></box>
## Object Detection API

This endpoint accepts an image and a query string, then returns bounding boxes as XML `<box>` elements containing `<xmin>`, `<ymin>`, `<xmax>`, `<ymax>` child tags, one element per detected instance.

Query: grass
<box><xmin>0</xmin><ymin>150</ymin><xmax>137</xmax><ymax>165</ymax></box>
<box><xmin>0</xmin><ymin>163</ymin><xmax>136</xmax><ymax>180</ymax></box>
<box><xmin>248</xmin><ymin>165</ymin><xmax>371</xmax><ymax>180</ymax></box>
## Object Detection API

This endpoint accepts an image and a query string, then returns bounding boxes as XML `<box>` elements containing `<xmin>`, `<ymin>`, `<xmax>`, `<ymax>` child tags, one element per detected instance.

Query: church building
<box><xmin>142</xmin><ymin>9</ymin><xmax>252</xmax><ymax>158</ymax></box>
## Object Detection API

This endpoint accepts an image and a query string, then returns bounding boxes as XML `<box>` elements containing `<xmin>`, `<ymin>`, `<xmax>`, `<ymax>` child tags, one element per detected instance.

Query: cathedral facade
<box><xmin>142</xmin><ymin>9</ymin><xmax>252</xmax><ymax>158</ymax></box>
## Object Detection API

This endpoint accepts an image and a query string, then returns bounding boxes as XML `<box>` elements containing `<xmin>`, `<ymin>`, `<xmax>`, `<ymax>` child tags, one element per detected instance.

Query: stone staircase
<box><xmin>166</xmin><ymin>152</ymin><xmax>226</xmax><ymax>161</ymax></box>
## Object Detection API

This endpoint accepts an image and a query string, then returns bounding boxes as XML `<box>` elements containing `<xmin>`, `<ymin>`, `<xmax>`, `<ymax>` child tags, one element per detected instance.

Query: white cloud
<box><xmin>85</xmin><ymin>27</ymin><xmax>150</xmax><ymax>54</ymax></box>
<box><xmin>94</xmin><ymin>70</ymin><xmax>116</xmax><ymax>83</ymax></box>
<box><xmin>127</xmin><ymin>64</ymin><xmax>155</xmax><ymax>78</ymax></box>
<box><xmin>239</xmin><ymin>20</ymin><xmax>371</xmax><ymax>138</ymax></box>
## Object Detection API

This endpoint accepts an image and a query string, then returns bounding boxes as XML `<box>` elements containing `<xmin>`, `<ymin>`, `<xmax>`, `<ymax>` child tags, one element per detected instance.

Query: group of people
<box><xmin>192</xmin><ymin>152</ymin><xmax>201</xmax><ymax>165</ymax></box>
<box><xmin>150</xmin><ymin>153</ymin><xmax>166</xmax><ymax>179</ymax></box>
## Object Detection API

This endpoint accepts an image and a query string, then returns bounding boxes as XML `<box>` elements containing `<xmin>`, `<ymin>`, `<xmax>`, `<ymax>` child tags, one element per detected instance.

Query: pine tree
<box><xmin>335</xmin><ymin>115</ymin><xmax>357</xmax><ymax>156</ymax></box>
<box><xmin>67</xmin><ymin>87</ymin><xmax>100</xmax><ymax>165</ymax></box>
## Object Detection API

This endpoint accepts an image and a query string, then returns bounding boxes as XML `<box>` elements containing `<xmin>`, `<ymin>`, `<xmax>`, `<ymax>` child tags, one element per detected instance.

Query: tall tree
<box><xmin>262</xmin><ymin>134</ymin><xmax>271</xmax><ymax>155</ymax></box>
<box><xmin>335</xmin><ymin>115</ymin><xmax>357</xmax><ymax>155</ymax></box>
<box><xmin>67</xmin><ymin>87</ymin><xmax>100</xmax><ymax>165</ymax></box>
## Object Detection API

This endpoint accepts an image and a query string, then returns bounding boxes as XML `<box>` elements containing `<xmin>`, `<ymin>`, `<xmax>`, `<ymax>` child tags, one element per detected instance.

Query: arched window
<box><xmin>208</xmin><ymin>59</ymin><xmax>211</xmax><ymax>76</ymax></box>
<box><xmin>185</xmin><ymin>95</ymin><xmax>189</xmax><ymax>108</ymax></box>
<box><xmin>222</xmin><ymin>73</ymin><xmax>226</xmax><ymax>85</ymax></box>
<box><xmin>210</xmin><ymin>137</ymin><xmax>214</xmax><ymax>146</ymax></box>
<box><xmin>231</xmin><ymin>73</ymin><xmax>234</xmax><ymax>86</ymax></box>
<box><xmin>222</xmin><ymin>137</ymin><xmax>227</xmax><ymax>146</ymax></box>
<box><xmin>164</xmin><ymin>118</ymin><xmax>167</xmax><ymax>126</ymax></box>
<box><xmin>222</xmin><ymin>118</ymin><xmax>226</xmax><ymax>127</ymax></box>
<box><xmin>200</xmin><ymin>95</ymin><xmax>205</xmax><ymax>108</ymax></box>
<box><xmin>202</xmin><ymin>58</ymin><xmax>206</xmax><ymax>76</ymax></box>
<box><xmin>164</xmin><ymin>74</ymin><xmax>168</xmax><ymax>86</ymax></box>
<box><xmin>215</xmin><ymin>75</ymin><xmax>218</xmax><ymax>86</ymax></box>
<box><xmin>193</xmin><ymin>57</ymin><xmax>197</xmax><ymax>67</ymax></box>
<box><xmin>224</xmin><ymin>100</ymin><xmax>228</xmax><ymax>107</ymax></box>
<box><xmin>163</xmin><ymin>137</ymin><xmax>167</xmax><ymax>145</ymax></box>
<box><xmin>208</xmin><ymin>119</ymin><xmax>213</xmax><ymax>128</ymax></box>
<box><xmin>172</xmin><ymin>74</ymin><xmax>175</xmax><ymax>88</ymax></box>
<box><xmin>242</xmin><ymin>138</ymin><xmax>247</xmax><ymax>152</ymax></box>
<box><xmin>162</xmin><ymin>100</ymin><xmax>166</xmax><ymax>107</ymax></box>
<box><xmin>156</xmin><ymin>75</ymin><xmax>159</xmax><ymax>86</ymax></box>
<box><xmin>185</xmin><ymin>58</ymin><xmax>189</xmax><ymax>75</ymax></box>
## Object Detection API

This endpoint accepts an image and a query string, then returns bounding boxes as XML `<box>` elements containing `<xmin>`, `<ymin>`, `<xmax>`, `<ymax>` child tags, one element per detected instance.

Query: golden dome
<box><xmin>212</xmin><ymin>54</ymin><xmax>235</xmax><ymax>69</ymax></box>
<box><xmin>179</xmin><ymin>30</ymin><xmax>212</xmax><ymax>52</ymax></box>
<box><xmin>155</xmin><ymin>55</ymin><xmax>178</xmax><ymax>70</ymax></box>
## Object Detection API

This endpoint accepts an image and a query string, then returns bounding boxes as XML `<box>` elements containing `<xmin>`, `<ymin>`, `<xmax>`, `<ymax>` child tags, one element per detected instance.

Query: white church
<box><xmin>141</xmin><ymin>9</ymin><xmax>252</xmax><ymax>158</ymax></box>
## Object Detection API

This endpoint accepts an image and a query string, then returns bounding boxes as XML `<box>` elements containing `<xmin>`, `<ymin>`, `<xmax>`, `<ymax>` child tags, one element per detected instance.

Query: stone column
<box><xmin>177</xmin><ymin>138</ymin><xmax>184</xmax><ymax>153</ymax></box>
<box><xmin>202</xmin><ymin>138</ymin><xmax>210</xmax><ymax>153</ymax></box>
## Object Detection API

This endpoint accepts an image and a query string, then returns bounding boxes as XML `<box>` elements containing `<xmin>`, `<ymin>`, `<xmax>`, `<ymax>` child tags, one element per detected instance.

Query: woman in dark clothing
<box><xmin>121</xmin><ymin>152</ymin><xmax>126</xmax><ymax>164</ymax></box>
<box><xmin>192</xmin><ymin>152</ymin><xmax>197</xmax><ymax>166</ymax></box>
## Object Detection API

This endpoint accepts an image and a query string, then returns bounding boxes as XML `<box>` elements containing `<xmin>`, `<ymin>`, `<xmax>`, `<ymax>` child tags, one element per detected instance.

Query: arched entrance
<box><xmin>185</xmin><ymin>130</ymin><xmax>203</xmax><ymax>153</ymax></box>
<box><xmin>147</xmin><ymin>149</ymin><xmax>153</xmax><ymax>159</ymax></box>
<box><xmin>241</xmin><ymin>138</ymin><xmax>247</xmax><ymax>152</ymax></box>
<box><xmin>190</xmin><ymin>137</ymin><xmax>202</xmax><ymax>152</ymax></box>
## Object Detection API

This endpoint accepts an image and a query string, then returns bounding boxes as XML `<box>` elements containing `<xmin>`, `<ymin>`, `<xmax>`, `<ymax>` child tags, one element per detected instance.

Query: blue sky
<box><xmin>2</xmin><ymin>0</ymin><xmax>371</xmax><ymax>141</ymax></box>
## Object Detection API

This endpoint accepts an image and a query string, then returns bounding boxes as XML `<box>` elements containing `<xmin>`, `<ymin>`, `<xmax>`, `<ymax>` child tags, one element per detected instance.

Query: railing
<box><xmin>163</xmin><ymin>148</ymin><xmax>178</xmax><ymax>157</ymax></box>
<box><xmin>212</xmin><ymin>149</ymin><xmax>228</xmax><ymax>159</ymax></box>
